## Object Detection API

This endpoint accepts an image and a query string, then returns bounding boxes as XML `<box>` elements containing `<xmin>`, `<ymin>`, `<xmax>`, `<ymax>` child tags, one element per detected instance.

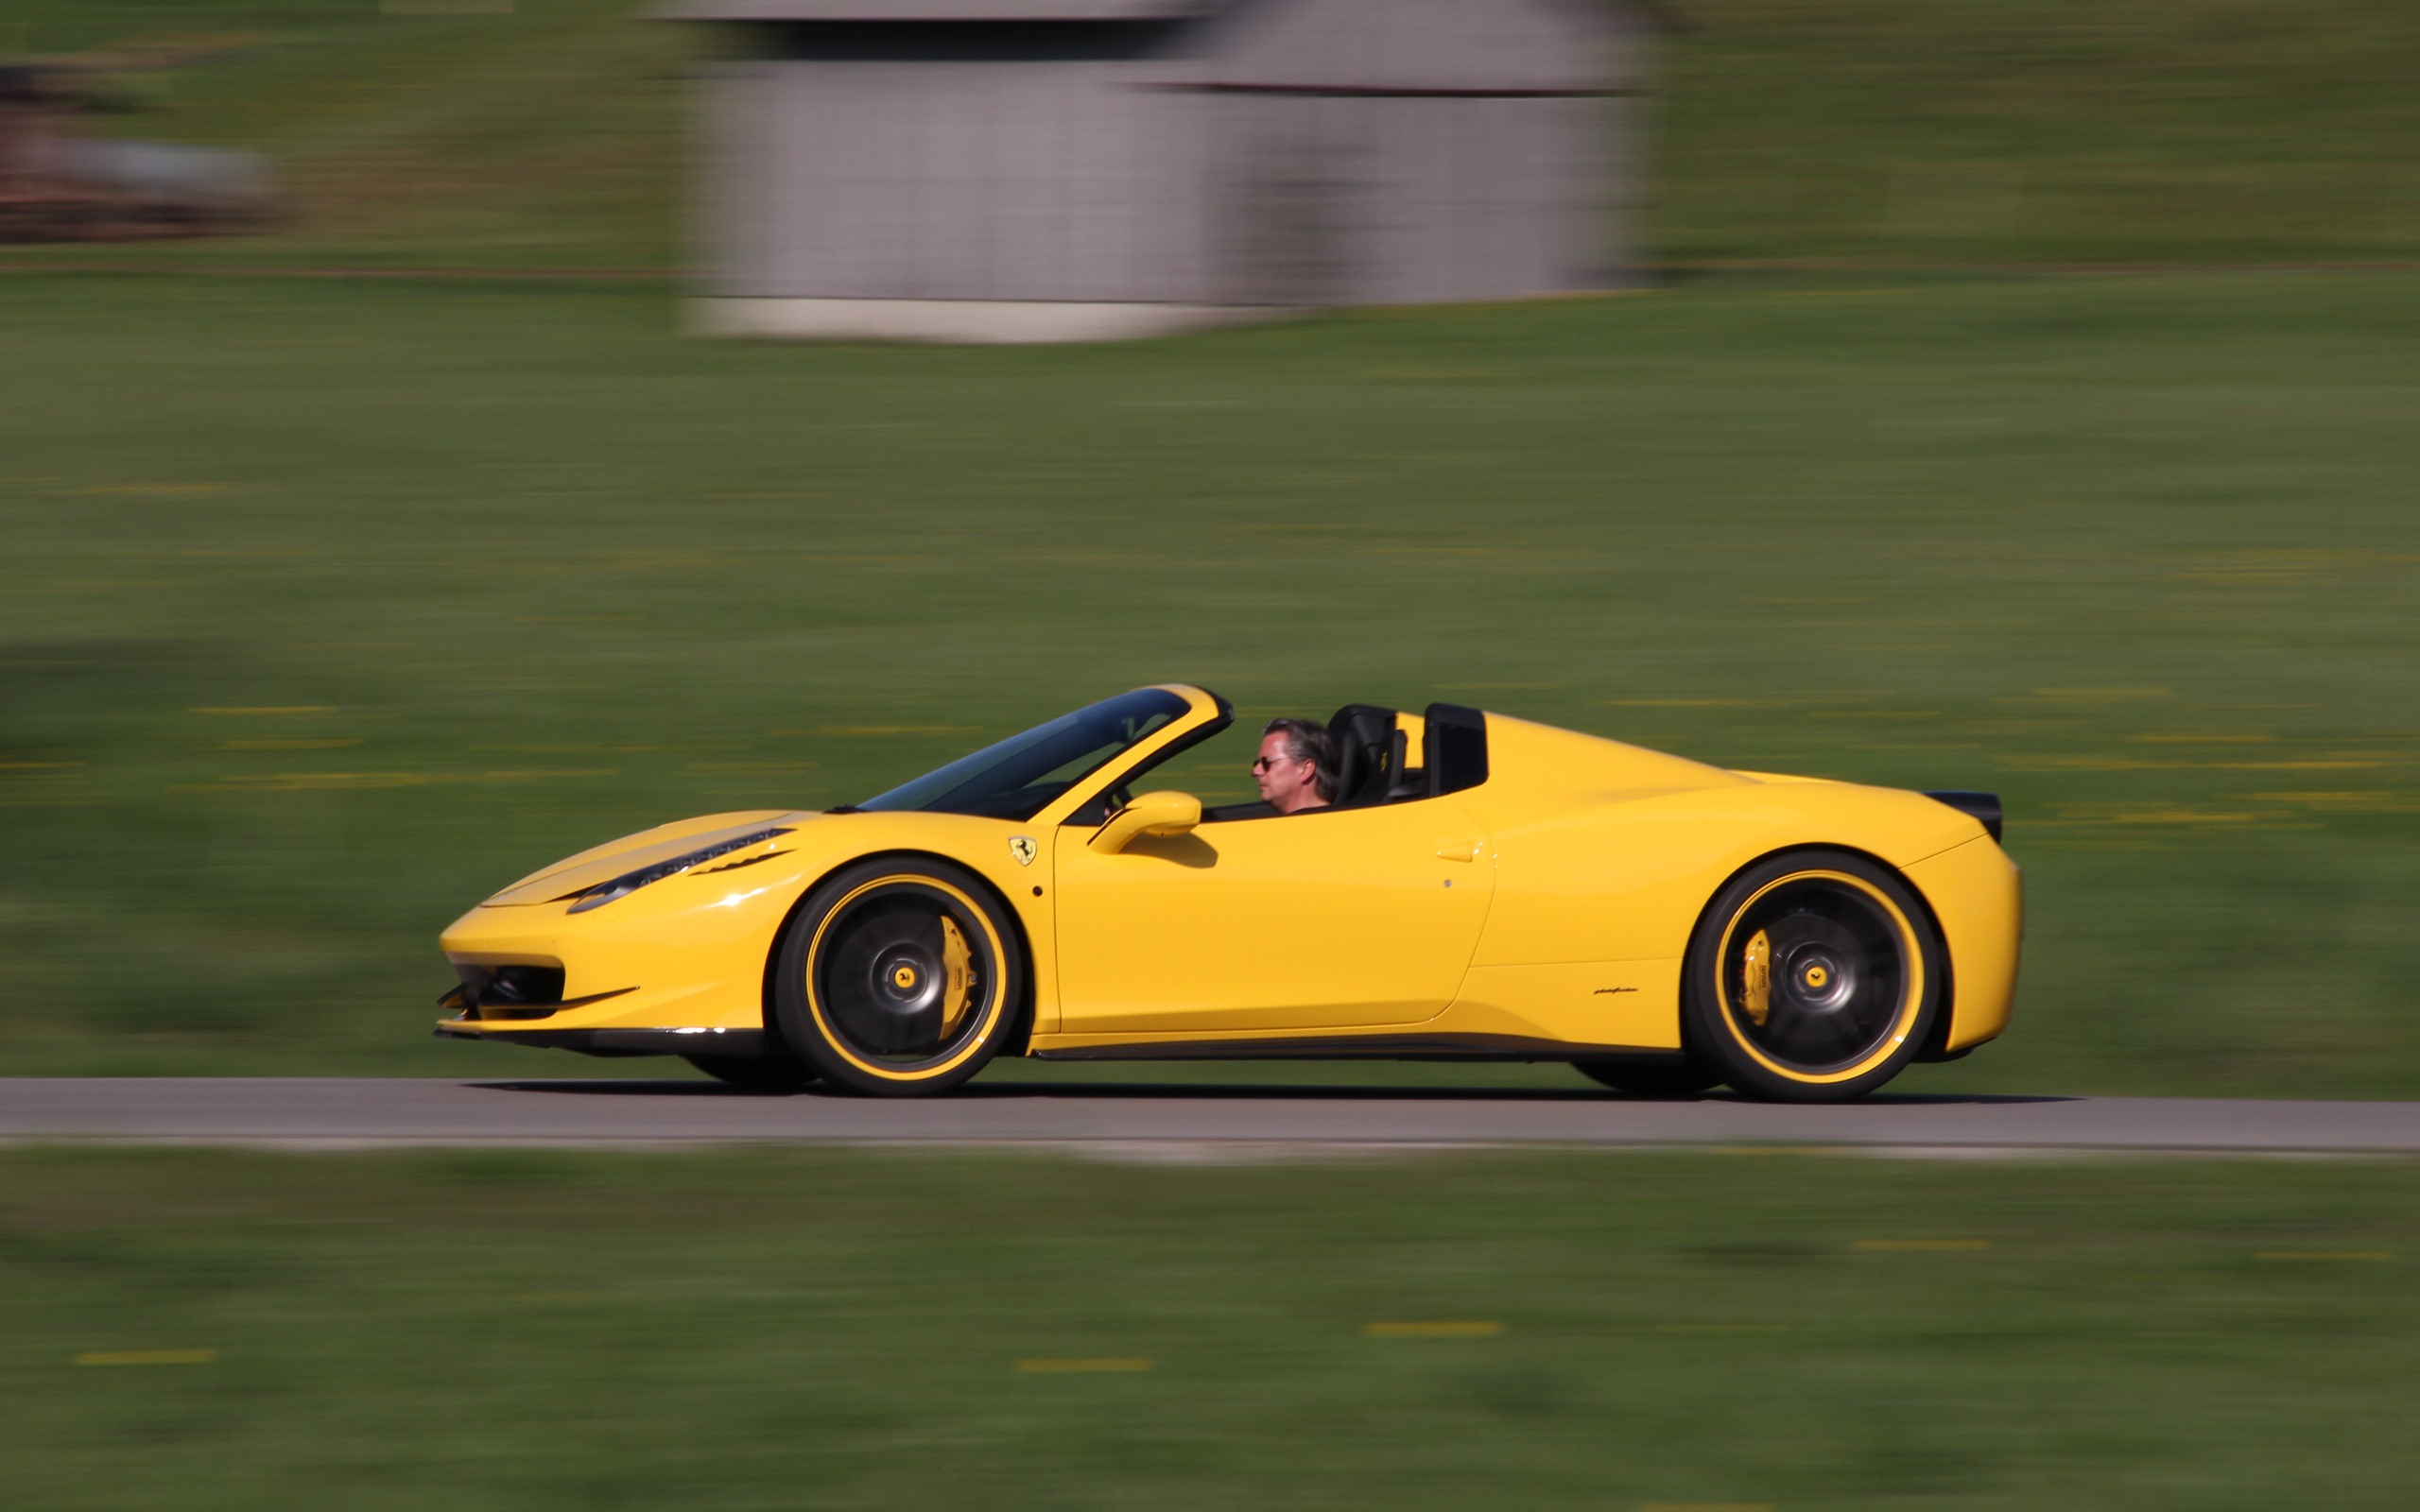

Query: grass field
<box><xmin>6</xmin><ymin>8</ymin><xmax>2413</xmax><ymax>1505</ymax></box>
<box><xmin>3</xmin><ymin>268</ymin><xmax>2416</xmax><ymax>1091</ymax></box>
<box><xmin>5</xmin><ymin>1146</ymin><xmax>2415</xmax><ymax>1510</ymax></box>
<box><xmin>1661</xmin><ymin>0</ymin><xmax>2420</xmax><ymax>266</ymax></box>
<box><xmin>4</xmin><ymin>0</ymin><xmax>2417</xmax><ymax>1091</ymax></box>
<box><xmin>4</xmin><ymin>0</ymin><xmax>2418</xmax><ymax>271</ymax></box>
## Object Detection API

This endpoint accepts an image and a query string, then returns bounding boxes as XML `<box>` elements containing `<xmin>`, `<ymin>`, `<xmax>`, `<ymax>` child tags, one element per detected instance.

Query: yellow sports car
<box><xmin>437</xmin><ymin>685</ymin><xmax>2019</xmax><ymax>1102</ymax></box>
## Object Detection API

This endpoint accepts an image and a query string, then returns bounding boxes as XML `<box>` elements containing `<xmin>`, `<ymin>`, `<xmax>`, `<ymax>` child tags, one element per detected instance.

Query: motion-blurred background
<box><xmin>5</xmin><ymin>0</ymin><xmax>2415</xmax><ymax>1090</ymax></box>
<box><xmin>3</xmin><ymin>4</ymin><xmax>2417</xmax><ymax>1506</ymax></box>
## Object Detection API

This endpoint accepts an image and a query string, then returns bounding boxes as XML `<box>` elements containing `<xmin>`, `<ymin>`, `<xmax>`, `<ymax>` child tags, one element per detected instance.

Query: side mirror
<box><xmin>1089</xmin><ymin>790</ymin><xmax>1202</xmax><ymax>853</ymax></box>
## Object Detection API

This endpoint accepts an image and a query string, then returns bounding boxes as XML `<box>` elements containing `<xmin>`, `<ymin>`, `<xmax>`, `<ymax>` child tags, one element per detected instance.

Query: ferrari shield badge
<box><xmin>1008</xmin><ymin>834</ymin><xmax>1037</xmax><ymax>867</ymax></box>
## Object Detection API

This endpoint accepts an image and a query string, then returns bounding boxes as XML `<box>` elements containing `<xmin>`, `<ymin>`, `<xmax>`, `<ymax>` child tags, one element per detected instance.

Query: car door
<box><xmin>1049</xmin><ymin>796</ymin><xmax>1495</xmax><ymax>1034</ymax></box>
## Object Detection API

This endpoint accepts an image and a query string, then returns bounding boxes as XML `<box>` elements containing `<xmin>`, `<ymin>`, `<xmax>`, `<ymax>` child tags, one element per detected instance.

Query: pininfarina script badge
<box><xmin>1009</xmin><ymin>835</ymin><xmax>1037</xmax><ymax>867</ymax></box>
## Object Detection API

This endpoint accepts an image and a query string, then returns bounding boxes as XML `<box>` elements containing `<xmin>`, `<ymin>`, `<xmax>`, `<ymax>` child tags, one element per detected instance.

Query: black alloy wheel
<box><xmin>1683</xmin><ymin>849</ymin><xmax>1942</xmax><ymax>1103</ymax></box>
<box><xmin>772</xmin><ymin>858</ymin><xmax>1023</xmax><ymax>1096</ymax></box>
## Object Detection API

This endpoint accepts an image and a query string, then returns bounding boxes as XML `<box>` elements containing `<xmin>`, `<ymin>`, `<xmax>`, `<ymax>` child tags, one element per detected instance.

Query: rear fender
<box><xmin>1677</xmin><ymin>843</ymin><xmax>1956</xmax><ymax>1057</ymax></box>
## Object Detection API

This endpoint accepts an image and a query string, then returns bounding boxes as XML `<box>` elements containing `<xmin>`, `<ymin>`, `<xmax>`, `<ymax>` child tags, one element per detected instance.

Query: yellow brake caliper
<box><xmin>937</xmin><ymin>915</ymin><xmax>975</xmax><ymax>1037</ymax></box>
<box><xmin>1742</xmin><ymin>930</ymin><xmax>1772</xmax><ymax>1026</ymax></box>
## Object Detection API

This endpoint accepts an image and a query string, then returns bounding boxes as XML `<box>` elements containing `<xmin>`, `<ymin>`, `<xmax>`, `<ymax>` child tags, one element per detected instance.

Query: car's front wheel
<box><xmin>1683</xmin><ymin>849</ymin><xmax>1941</xmax><ymax>1103</ymax></box>
<box><xmin>771</xmin><ymin>858</ymin><xmax>1023</xmax><ymax>1096</ymax></box>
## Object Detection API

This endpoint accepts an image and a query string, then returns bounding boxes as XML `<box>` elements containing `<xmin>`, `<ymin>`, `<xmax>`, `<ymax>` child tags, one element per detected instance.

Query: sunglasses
<box><xmin>1252</xmin><ymin>754</ymin><xmax>1297</xmax><ymax>772</ymax></box>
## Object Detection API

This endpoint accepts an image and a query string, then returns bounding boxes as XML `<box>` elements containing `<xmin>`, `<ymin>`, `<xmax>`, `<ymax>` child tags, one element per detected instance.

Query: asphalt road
<box><xmin>2</xmin><ymin>1078</ymin><xmax>2417</xmax><ymax>1155</ymax></box>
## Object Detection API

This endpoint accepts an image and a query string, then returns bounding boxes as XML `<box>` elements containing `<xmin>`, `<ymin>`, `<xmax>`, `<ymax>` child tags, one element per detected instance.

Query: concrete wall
<box><xmin>701</xmin><ymin>28</ymin><xmax>1215</xmax><ymax>303</ymax></box>
<box><xmin>1206</xmin><ymin>93</ymin><xmax>1618</xmax><ymax>305</ymax></box>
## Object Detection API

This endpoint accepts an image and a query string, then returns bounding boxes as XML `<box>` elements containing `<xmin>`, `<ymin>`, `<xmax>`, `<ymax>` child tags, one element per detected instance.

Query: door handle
<box><xmin>1434</xmin><ymin>841</ymin><xmax>1482</xmax><ymax>863</ymax></box>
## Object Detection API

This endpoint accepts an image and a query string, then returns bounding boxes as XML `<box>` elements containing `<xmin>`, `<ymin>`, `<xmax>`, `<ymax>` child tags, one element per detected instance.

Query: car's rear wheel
<box><xmin>1683</xmin><ymin>849</ymin><xmax>1941</xmax><ymax>1103</ymax></box>
<box><xmin>772</xmin><ymin>858</ymin><xmax>1022</xmax><ymax>1096</ymax></box>
<box><xmin>683</xmin><ymin>1053</ymin><xmax>818</xmax><ymax>1092</ymax></box>
<box><xmin>1572</xmin><ymin>1060</ymin><xmax>1722</xmax><ymax>1098</ymax></box>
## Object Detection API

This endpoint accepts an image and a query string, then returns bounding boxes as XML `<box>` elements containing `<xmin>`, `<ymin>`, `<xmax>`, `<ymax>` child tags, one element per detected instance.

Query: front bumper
<box><xmin>434</xmin><ymin>1017</ymin><xmax>769</xmax><ymax>1058</ymax></box>
<box><xmin>436</xmin><ymin>882</ymin><xmax>779</xmax><ymax>1046</ymax></box>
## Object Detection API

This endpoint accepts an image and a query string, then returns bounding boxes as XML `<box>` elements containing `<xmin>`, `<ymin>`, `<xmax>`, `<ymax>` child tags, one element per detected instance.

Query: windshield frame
<box><xmin>849</xmin><ymin>685</ymin><xmax>1228</xmax><ymax>825</ymax></box>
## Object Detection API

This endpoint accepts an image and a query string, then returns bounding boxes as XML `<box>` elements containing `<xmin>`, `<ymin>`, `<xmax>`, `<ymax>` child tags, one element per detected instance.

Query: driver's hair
<box><xmin>1263</xmin><ymin>717</ymin><xmax>1339</xmax><ymax>802</ymax></box>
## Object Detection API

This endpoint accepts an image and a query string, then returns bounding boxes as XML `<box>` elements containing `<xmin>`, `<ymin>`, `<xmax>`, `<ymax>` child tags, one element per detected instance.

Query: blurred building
<box><xmin>0</xmin><ymin>63</ymin><xmax>272</xmax><ymax>242</ymax></box>
<box><xmin>672</xmin><ymin>0</ymin><xmax>1651</xmax><ymax>341</ymax></box>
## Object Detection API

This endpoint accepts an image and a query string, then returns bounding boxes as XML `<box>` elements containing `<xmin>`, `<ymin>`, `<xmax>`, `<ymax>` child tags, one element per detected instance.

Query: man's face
<box><xmin>1254</xmin><ymin>730</ymin><xmax>1318</xmax><ymax>812</ymax></box>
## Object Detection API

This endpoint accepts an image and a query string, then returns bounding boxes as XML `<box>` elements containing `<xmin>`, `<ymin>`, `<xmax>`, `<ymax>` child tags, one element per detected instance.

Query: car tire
<box><xmin>1572</xmin><ymin>1060</ymin><xmax>1722</xmax><ymax>1098</ymax></box>
<box><xmin>683</xmin><ymin>1053</ymin><xmax>818</xmax><ymax>1092</ymax></box>
<box><xmin>771</xmin><ymin>857</ymin><xmax>1023</xmax><ymax>1097</ymax></box>
<box><xmin>1682</xmin><ymin>849</ymin><xmax>1942</xmax><ymax>1104</ymax></box>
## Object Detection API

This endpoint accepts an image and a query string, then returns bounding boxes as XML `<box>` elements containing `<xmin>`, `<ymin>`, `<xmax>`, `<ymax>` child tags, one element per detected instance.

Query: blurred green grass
<box><xmin>2</xmin><ymin>0</ymin><xmax>2416</xmax><ymax>271</ymax></box>
<box><xmin>0</xmin><ymin>0</ymin><xmax>683</xmax><ymax>272</ymax></box>
<box><xmin>1662</xmin><ymin>0</ymin><xmax>2420</xmax><ymax>266</ymax></box>
<box><xmin>4</xmin><ymin>1145</ymin><xmax>2415</xmax><ymax>1509</ymax></box>
<box><xmin>2</xmin><ymin>269</ymin><xmax>2416</xmax><ymax>1089</ymax></box>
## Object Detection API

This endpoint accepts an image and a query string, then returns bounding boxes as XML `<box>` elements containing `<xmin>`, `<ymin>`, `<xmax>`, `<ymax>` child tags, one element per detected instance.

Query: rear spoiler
<box><xmin>1924</xmin><ymin>790</ymin><xmax>2003</xmax><ymax>843</ymax></box>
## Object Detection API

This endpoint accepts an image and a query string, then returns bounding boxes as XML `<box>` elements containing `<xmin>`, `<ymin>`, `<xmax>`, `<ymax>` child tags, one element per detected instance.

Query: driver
<box><xmin>1254</xmin><ymin>718</ymin><xmax>1337</xmax><ymax>815</ymax></box>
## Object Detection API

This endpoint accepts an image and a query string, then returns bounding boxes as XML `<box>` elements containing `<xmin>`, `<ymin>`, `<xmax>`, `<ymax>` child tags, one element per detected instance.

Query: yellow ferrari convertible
<box><xmin>437</xmin><ymin>685</ymin><xmax>2018</xmax><ymax>1101</ymax></box>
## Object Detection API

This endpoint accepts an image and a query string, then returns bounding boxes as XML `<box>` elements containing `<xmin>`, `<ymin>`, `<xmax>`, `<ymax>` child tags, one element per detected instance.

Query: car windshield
<box><xmin>854</xmin><ymin>689</ymin><xmax>1191</xmax><ymax>821</ymax></box>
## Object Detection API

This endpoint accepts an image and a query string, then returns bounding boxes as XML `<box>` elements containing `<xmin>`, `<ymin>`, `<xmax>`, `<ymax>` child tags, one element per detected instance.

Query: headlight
<box><xmin>563</xmin><ymin>827</ymin><xmax>793</xmax><ymax>914</ymax></box>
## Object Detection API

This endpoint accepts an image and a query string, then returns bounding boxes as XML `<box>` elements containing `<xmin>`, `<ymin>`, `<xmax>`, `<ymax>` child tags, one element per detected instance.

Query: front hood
<box><xmin>480</xmin><ymin>810</ymin><xmax>809</xmax><ymax>906</ymax></box>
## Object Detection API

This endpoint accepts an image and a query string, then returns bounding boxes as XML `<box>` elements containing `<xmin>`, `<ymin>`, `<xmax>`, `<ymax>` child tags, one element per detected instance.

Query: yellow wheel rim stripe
<box><xmin>1713</xmin><ymin>868</ymin><xmax>1924</xmax><ymax>1086</ymax></box>
<box><xmin>804</xmin><ymin>875</ymin><xmax>1007</xmax><ymax>1082</ymax></box>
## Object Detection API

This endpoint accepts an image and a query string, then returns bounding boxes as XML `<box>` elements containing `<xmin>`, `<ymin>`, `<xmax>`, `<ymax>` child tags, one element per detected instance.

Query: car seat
<box><xmin>1324</xmin><ymin>704</ymin><xmax>1404</xmax><ymax>808</ymax></box>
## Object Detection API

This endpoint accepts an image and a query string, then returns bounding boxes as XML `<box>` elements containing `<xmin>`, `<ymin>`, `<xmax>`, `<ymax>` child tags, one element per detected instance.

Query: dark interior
<box><xmin>1196</xmin><ymin>701</ymin><xmax>1487</xmax><ymax>823</ymax></box>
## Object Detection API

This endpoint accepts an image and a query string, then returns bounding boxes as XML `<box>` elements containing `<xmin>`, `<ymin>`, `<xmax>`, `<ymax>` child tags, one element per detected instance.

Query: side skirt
<box><xmin>1029</xmin><ymin>1034</ymin><xmax>1688</xmax><ymax>1064</ymax></box>
<box><xmin>436</xmin><ymin>1026</ymin><xmax>769</xmax><ymax>1059</ymax></box>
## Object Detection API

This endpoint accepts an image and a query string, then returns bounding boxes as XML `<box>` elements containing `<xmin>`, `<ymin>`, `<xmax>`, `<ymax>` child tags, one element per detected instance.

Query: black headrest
<box><xmin>1325</xmin><ymin>704</ymin><xmax>1398</xmax><ymax>807</ymax></box>
<box><xmin>1421</xmin><ymin>702</ymin><xmax>1488</xmax><ymax>797</ymax></box>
